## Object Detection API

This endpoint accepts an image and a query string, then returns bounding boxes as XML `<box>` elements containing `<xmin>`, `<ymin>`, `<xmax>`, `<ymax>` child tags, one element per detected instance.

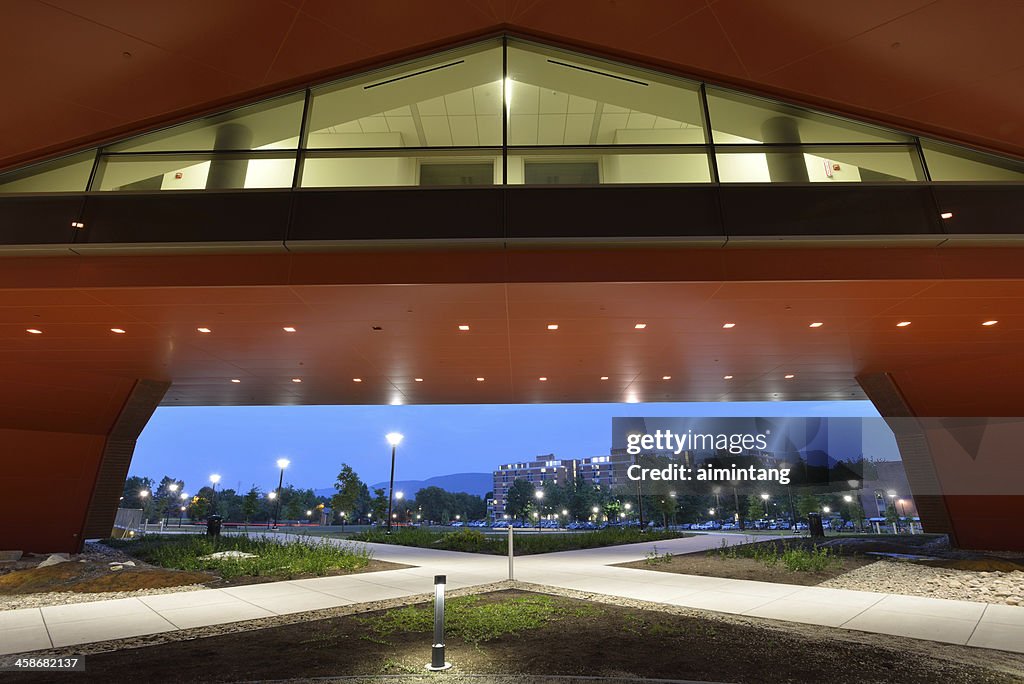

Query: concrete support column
<box><xmin>206</xmin><ymin>123</ymin><xmax>253</xmax><ymax>190</ymax></box>
<box><xmin>760</xmin><ymin>116</ymin><xmax>808</xmax><ymax>183</ymax></box>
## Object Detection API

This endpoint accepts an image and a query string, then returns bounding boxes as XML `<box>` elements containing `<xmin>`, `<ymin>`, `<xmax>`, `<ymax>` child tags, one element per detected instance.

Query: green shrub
<box><xmin>716</xmin><ymin>540</ymin><xmax>839</xmax><ymax>572</ymax></box>
<box><xmin>105</xmin><ymin>534</ymin><xmax>372</xmax><ymax>580</ymax></box>
<box><xmin>781</xmin><ymin>546</ymin><xmax>839</xmax><ymax>572</ymax></box>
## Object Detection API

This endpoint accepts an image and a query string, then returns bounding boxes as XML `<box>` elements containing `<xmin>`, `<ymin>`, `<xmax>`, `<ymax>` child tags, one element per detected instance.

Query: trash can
<box><xmin>206</xmin><ymin>515</ymin><xmax>223</xmax><ymax>538</ymax></box>
<box><xmin>807</xmin><ymin>512</ymin><xmax>825</xmax><ymax>538</ymax></box>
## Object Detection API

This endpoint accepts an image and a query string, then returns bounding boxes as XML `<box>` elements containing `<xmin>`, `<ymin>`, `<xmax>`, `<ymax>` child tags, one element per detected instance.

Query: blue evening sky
<box><xmin>131</xmin><ymin>401</ymin><xmax>895</xmax><ymax>495</ymax></box>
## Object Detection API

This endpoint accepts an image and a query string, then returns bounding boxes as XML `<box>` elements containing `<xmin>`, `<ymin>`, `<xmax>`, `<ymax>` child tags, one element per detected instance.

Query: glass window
<box><xmin>307</xmin><ymin>40</ymin><xmax>503</xmax><ymax>149</ymax></box>
<box><xmin>716</xmin><ymin>145</ymin><xmax>923</xmax><ymax>183</ymax></box>
<box><xmin>107</xmin><ymin>93</ymin><xmax>304</xmax><ymax>153</ymax></box>
<box><xmin>93</xmin><ymin>153</ymin><xmax>295</xmax><ymax>191</ymax></box>
<box><xmin>508</xmin><ymin>148</ymin><xmax>711</xmax><ymax>184</ymax></box>
<box><xmin>922</xmin><ymin>140</ymin><xmax>1024</xmax><ymax>181</ymax></box>
<box><xmin>0</xmin><ymin>151</ymin><xmax>95</xmax><ymax>193</ymax></box>
<box><xmin>300</xmin><ymin>151</ymin><xmax>499</xmax><ymax>187</ymax></box>
<box><xmin>707</xmin><ymin>87</ymin><xmax>911</xmax><ymax>145</ymax></box>
<box><xmin>506</xmin><ymin>40</ymin><xmax>705</xmax><ymax>146</ymax></box>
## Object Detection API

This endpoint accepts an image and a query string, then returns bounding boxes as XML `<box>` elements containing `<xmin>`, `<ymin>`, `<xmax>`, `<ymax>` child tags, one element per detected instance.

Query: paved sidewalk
<box><xmin>2</xmin><ymin>532</ymin><xmax>1022</xmax><ymax>656</ymax></box>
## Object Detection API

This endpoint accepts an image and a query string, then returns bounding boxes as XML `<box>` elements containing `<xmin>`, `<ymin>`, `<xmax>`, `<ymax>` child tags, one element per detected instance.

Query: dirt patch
<box><xmin>0</xmin><ymin>562</ymin><xmax>212</xmax><ymax>595</ymax></box>
<box><xmin>3</xmin><ymin>589</ymin><xmax>1022</xmax><ymax>684</ymax></box>
<box><xmin>618</xmin><ymin>552</ymin><xmax>872</xmax><ymax>586</ymax></box>
<box><xmin>616</xmin><ymin>537</ymin><xmax>874</xmax><ymax>586</ymax></box>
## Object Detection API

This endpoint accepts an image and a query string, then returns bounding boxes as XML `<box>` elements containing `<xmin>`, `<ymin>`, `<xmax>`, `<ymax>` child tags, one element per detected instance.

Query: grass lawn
<box><xmin>344</xmin><ymin>526</ymin><xmax>691</xmax><ymax>555</ymax></box>
<box><xmin>7</xmin><ymin>590</ymin><xmax>1021</xmax><ymax>683</ymax></box>
<box><xmin>105</xmin><ymin>534</ymin><xmax>376</xmax><ymax>581</ymax></box>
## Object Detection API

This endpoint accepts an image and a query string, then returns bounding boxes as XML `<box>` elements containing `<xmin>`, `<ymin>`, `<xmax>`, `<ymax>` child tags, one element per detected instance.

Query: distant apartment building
<box><xmin>492</xmin><ymin>450</ymin><xmax>647</xmax><ymax>516</ymax></box>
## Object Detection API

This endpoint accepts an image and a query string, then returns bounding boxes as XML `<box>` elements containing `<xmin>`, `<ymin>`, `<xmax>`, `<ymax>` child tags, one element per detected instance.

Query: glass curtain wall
<box><xmin>3</xmin><ymin>36</ymin><xmax>1023</xmax><ymax>194</ymax></box>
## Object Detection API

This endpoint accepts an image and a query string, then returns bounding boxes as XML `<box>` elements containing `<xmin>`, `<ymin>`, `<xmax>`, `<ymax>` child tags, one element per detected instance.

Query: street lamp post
<box><xmin>165</xmin><ymin>482</ymin><xmax>179</xmax><ymax>527</ymax></box>
<box><xmin>395</xmin><ymin>491</ymin><xmax>404</xmax><ymax>526</ymax></box>
<box><xmin>761</xmin><ymin>493</ymin><xmax>770</xmax><ymax>518</ymax></box>
<box><xmin>274</xmin><ymin>458</ymin><xmax>290</xmax><ymax>529</ymax></box>
<box><xmin>267</xmin><ymin>491</ymin><xmax>277</xmax><ymax>528</ymax></box>
<box><xmin>209</xmin><ymin>474</ymin><xmax>221</xmax><ymax>514</ymax></box>
<box><xmin>139</xmin><ymin>489</ymin><xmax>150</xmax><ymax>530</ymax></box>
<box><xmin>534</xmin><ymin>490</ymin><xmax>544</xmax><ymax>531</ymax></box>
<box><xmin>385</xmin><ymin>432</ymin><xmax>404</xmax><ymax>534</ymax></box>
<box><xmin>178</xmin><ymin>492</ymin><xmax>188</xmax><ymax>527</ymax></box>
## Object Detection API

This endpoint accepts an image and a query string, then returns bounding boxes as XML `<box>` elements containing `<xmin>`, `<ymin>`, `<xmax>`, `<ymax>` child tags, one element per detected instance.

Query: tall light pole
<box><xmin>534</xmin><ymin>489</ymin><xmax>544</xmax><ymax>530</ymax></box>
<box><xmin>274</xmin><ymin>458</ymin><xmax>290</xmax><ymax>529</ymax></box>
<box><xmin>761</xmin><ymin>493</ymin><xmax>770</xmax><ymax>517</ymax></box>
<box><xmin>385</xmin><ymin>432</ymin><xmax>404</xmax><ymax>534</ymax></box>
<box><xmin>164</xmin><ymin>482</ymin><xmax>179</xmax><ymax>526</ymax></box>
<box><xmin>207</xmin><ymin>474</ymin><xmax>220</xmax><ymax>515</ymax></box>
<box><xmin>179</xmin><ymin>492</ymin><xmax>188</xmax><ymax>527</ymax></box>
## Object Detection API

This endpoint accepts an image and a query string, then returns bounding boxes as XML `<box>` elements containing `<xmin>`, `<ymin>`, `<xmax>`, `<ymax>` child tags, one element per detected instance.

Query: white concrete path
<box><xmin>2</xmin><ymin>532</ymin><xmax>1022</xmax><ymax>656</ymax></box>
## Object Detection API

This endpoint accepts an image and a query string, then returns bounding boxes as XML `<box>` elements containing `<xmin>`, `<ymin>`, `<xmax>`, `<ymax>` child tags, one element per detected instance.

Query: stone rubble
<box><xmin>821</xmin><ymin>559</ymin><xmax>1024</xmax><ymax>606</ymax></box>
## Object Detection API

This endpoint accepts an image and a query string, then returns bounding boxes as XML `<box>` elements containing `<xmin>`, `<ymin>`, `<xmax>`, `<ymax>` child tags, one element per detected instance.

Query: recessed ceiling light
<box><xmin>600</xmin><ymin>376</ymin><xmax>609</xmax><ymax>380</ymax></box>
<box><xmin>896</xmin><ymin>321</ymin><xmax>912</xmax><ymax>327</ymax></box>
<box><xmin>291</xmin><ymin>378</ymin><xmax>302</xmax><ymax>383</ymax></box>
<box><xmin>414</xmin><ymin>378</ymin><xmax>424</xmax><ymax>382</ymax></box>
<box><xmin>982</xmin><ymin>320</ymin><xmax>998</xmax><ymax>326</ymax></box>
<box><xmin>940</xmin><ymin>212</ymin><xmax>953</xmax><ymax>219</ymax></box>
<box><xmin>539</xmin><ymin>377</ymin><xmax>548</xmax><ymax>381</ymax></box>
<box><xmin>352</xmin><ymin>378</ymin><xmax>362</xmax><ymax>383</ymax></box>
<box><xmin>230</xmin><ymin>379</ymin><xmax>241</xmax><ymax>383</ymax></box>
<box><xmin>197</xmin><ymin>327</ymin><xmax>211</xmax><ymax>333</ymax></box>
<box><xmin>283</xmin><ymin>326</ymin><xmax>297</xmax><ymax>333</ymax></box>
<box><xmin>26</xmin><ymin>328</ymin><xmax>42</xmax><ymax>334</ymax></box>
<box><xmin>634</xmin><ymin>323</ymin><xmax>647</xmax><ymax>329</ymax></box>
<box><xmin>458</xmin><ymin>325</ymin><xmax>470</xmax><ymax>331</ymax></box>
<box><xmin>110</xmin><ymin>328</ymin><xmax>126</xmax><ymax>334</ymax></box>
<box><xmin>662</xmin><ymin>375</ymin><xmax>671</xmax><ymax>380</ymax></box>
<box><xmin>476</xmin><ymin>377</ymin><xmax>485</xmax><ymax>382</ymax></box>
<box><xmin>722</xmin><ymin>322</ymin><xmax>736</xmax><ymax>329</ymax></box>
<box><xmin>723</xmin><ymin>375</ymin><xmax>733</xmax><ymax>380</ymax></box>
<box><xmin>547</xmin><ymin>324</ymin><xmax>558</xmax><ymax>330</ymax></box>
<box><xmin>784</xmin><ymin>374</ymin><xmax>795</xmax><ymax>379</ymax></box>
<box><xmin>809</xmin><ymin>322</ymin><xmax>824</xmax><ymax>328</ymax></box>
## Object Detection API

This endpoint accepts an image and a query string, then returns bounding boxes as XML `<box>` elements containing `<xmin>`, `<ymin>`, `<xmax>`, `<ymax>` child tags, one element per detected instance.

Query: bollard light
<box><xmin>426</xmin><ymin>575</ymin><xmax>452</xmax><ymax>671</ymax></box>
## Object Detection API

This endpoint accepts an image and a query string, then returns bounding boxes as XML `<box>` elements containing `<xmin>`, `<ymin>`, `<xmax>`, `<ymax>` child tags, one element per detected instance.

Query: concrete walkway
<box><xmin>2</xmin><ymin>532</ymin><xmax>1022</xmax><ymax>656</ymax></box>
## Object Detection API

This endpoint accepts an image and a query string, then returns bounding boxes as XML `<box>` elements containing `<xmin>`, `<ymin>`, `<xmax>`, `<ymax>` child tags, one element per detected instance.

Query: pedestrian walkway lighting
<box><xmin>139</xmin><ymin>490</ymin><xmax>149</xmax><ymax>498</ymax></box>
<box><xmin>168</xmin><ymin>483</ymin><xmax>179</xmax><ymax>493</ymax></box>
<box><xmin>822</xmin><ymin>506</ymin><xmax>831</xmax><ymax>514</ymax></box>
<box><xmin>843</xmin><ymin>495</ymin><xmax>853</xmax><ymax>503</ymax></box>
<box><xmin>427</xmin><ymin>575</ymin><xmax>451</xmax><ymax>671</ymax></box>
<box><xmin>385</xmin><ymin>432</ymin><xmax>404</xmax><ymax>534</ymax></box>
<box><xmin>761</xmin><ymin>493</ymin><xmax>770</xmax><ymax>516</ymax></box>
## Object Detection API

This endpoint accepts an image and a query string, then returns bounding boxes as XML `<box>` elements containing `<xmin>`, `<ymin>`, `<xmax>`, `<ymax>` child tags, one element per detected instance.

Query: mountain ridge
<box><xmin>314</xmin><ymin>472</ymin><xmax>491</xmax><ymax>499</ymax></box>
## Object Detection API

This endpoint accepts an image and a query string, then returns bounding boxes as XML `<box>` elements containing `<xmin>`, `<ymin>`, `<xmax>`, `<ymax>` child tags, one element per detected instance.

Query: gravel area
<box><xmin>821</xmin><ymin>559</ymin><xmax>1024</xmax><ymax>605</ymax></box>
